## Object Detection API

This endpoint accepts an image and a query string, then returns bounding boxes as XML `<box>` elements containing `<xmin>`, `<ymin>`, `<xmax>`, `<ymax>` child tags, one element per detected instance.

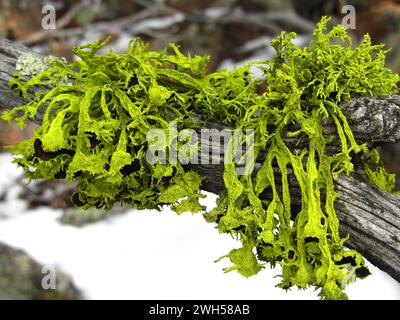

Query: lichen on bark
<box><xmin>2</xmin><ymin>17</ymin><xmax>399</xmax><ymax>300</ymax></box>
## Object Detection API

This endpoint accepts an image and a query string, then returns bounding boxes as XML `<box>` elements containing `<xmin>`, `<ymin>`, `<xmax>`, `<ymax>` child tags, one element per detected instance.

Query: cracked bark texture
<box><xmin>0</xmin><ymin>38</ymin><xmax>399</xmax><ymax>283</ymax></box>
<box><xmin>0</xmin><ymin>38</ymin><xmax>34</xmax><ymax>109</ymax></box>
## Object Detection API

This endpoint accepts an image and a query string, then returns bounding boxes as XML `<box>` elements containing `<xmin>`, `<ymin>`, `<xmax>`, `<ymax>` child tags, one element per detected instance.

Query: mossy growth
<box><xmin>2</xmin><ymin>17</ymin><xmax>399</xmax><ymax>299</ymax></box>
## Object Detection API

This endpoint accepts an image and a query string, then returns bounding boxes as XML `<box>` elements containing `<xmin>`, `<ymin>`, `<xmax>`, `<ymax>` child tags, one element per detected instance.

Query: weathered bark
<box><xmin>0</xmin><ymin>38</ymin><xmax>34</xmax><ymax>109</ymax></box>
<box><xmin>0</xmin><ymin>38</ymin><xmax>399</xmax><ymax>282</ymax></box>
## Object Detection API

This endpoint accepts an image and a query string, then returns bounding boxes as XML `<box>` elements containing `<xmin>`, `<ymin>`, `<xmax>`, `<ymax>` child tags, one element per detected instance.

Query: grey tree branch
<box><xmin>0</xmin><ymin>38</ymin><xmax>399</xmax><ymax>283</ymax></box>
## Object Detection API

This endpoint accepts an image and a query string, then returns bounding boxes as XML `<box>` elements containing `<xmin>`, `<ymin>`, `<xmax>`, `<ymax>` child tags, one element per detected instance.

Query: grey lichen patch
<box><xmin>15</xmin><ymin>53</ymin><xmax>67</xmax><ymax>78</ymax></box>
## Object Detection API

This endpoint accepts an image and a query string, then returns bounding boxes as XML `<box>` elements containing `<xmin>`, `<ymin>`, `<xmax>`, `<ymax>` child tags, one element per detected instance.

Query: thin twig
<box><xmin>56</xmin><ymin>0</ymin><xmax>95</xmax><ymax>29</ymax></box>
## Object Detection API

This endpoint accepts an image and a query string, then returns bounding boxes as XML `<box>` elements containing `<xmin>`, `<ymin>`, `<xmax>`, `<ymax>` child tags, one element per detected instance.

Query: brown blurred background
<box><xmin>0</xmin><ymin>0</ymin><xmax>399</xmax><ymax>200</ymax></box>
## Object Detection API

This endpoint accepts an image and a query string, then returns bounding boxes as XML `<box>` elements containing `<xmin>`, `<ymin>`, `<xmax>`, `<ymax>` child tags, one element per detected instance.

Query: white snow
<box><xmin>130</xmin><ymin>14</ymin><xmax>185</xmax><ymax>34</ymax></box>
<box><xmin>0</xmin><ymin>153</ymin><xmax>399</xmax><ymax>299</ymax></box>
<box><xmin>204</xmin><ymin>7</ymin><xmax>230</xmax><ymax>19</ymax></box>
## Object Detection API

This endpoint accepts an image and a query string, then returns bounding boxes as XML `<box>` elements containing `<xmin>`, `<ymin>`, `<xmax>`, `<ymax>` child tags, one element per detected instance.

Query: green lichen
<box><xmin>4</xmin><ymin>38</ymin><xmax>207</xmax><ymax>212</ymax></box>
<box><xmin>2</xmin><ymin>17</ymin><xmax>399</xmax><ymax>300</ymax></box>
<box><xmin>204</xmin><ymin>17</ymin><xmax>398</xmax><ymax>300</ymax></box>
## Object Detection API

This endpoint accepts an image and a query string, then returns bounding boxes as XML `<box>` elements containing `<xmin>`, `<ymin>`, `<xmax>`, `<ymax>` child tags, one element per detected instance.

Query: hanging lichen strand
<box><xmin>203</xmin><ymin>17</ymin><xmax>399</xmax><ymax>300</ymax></box>
<box><xmin>2</xmin><ymin>17</ymin><xmax>399</xmax><ymax>299</ymax></box>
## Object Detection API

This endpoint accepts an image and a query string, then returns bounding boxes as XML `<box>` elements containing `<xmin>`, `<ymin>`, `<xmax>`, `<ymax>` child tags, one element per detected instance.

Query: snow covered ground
<box><xmin>0</xmin><ymin>153</ymin><xmax>399</xmax><ymax>300</ymax></box>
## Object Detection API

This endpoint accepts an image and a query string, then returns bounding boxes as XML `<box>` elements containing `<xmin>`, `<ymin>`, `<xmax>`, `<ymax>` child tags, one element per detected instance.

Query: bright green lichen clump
<box><xmin>2</xmin><ymin>17</ymin><xmax>399</xmax><ymax>299</ymax></box>
<box><xmin>4</xmin><ymin>38</ymin><xmax>208</xmax><ymax>212</ymax></box>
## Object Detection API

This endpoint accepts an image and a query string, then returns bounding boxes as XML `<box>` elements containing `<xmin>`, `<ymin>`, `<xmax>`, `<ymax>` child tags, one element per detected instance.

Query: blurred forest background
<box><xmin>0</xmin><ymin>0</ymin><xmax>399</xmax><ymax>299</ymax></box>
